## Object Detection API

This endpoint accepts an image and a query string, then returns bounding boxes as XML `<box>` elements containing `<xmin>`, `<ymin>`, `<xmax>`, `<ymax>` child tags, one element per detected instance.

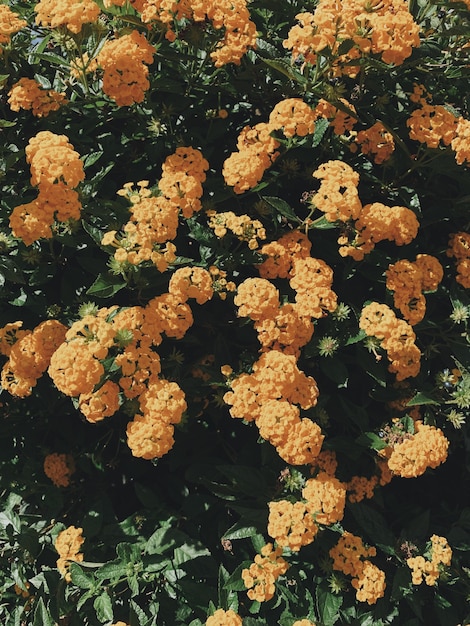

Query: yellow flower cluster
<box><xmin>8</xmin><ymin>77</ymin><xmax>67</xmax><ymax>117</ymax></box>
<box><xmin>346</xmin><ymin>474</ymin><xmax>379</xmax><ymax>503</ymax></box>
<box><xmin>302</xmin><ymin>471</ymin><xmax>347</xmax><ymax>525</ymax></box>
<box><xmin>97</xmin><ymin>30</ymin><xmax>155</xmax><ymax>106</ymax></box>
<box><xmin>267</xmin><ymin>500</ymin><xmax>318</xmax><ymax>551</ymax></box>
<box><xmin>268</xmin><ymin>98</ymin><xmax>317</xmax><ymax>138</ymax></box>
<box><xmin>289</xmin><ymin>257</ymin><xmax>338</xmax><ymax>319</ymax></box>
<box><xmin>0</xmin><ymin>322</ymin><xmax>29</xmax><ymax>357</ymax></box>
<box><xmin>136</xmin><ymin>0</ymin><xmax>257</xmax><ymax>66</ymax></box>
<box><xmin>55</xmin><ymin>526</ymin><xmax>84</xmax><ymax>580</ymax></box>
<box><xmin>168</xmin><ymin>267</ymin><xmax>214</xmax><ymax>304</ymax></box>
<box><xmin>224</xmin><ymin>352</ymin><xmax>323</xmax><ymax>464</ymax></box>
<box><xmin>0</xmin><ymin>320</ymin><xmax>67</xmax><ymax>397</ymax></box>
<box><xmin>43</xmin><ymin>453</ymin><xmax>75</xmax><ymax>488</ymax></box>
<box><xmin>209</xmin><ymin>265</ymin><xmax>237</xmax><ymax>300</ymax></box>
<box><xmin>359</xmin><ymin>302</ymin><xmax>421</xmax><ymax>380</ymax></box>
<box><xmin>354</xmin><ymin>122</ymin><xmax>395</xmax><ymax>164</ymax></box>
<box><xmin>330</xmin><ymin>532</ymin><xmax>386</xmax><ymax>605</ymax></box>
<box><xmin>447</xmin><ymin>232</ymin><xmax>470</xmax><ymax>288</ymax></box>
<box><xmin>407</xmin><ymin>104</ymin><xmax>459</xmax><ymax>149</ymax></box>
<box><xmin>386</xmin><ymin>422</ymin><xmax>449</xmax><ymax>478</ymax></box>
<box><xmin>314</xmin><ymin>99</ymin><xmax>357</xmax><ymax>135</ymax></box>
<box><xmin>451</xmin><ymin>117</ymin><xmax>470</xmax><ymax>166</ymax></box>
<box><xmin>35</xmin><ymin>0</ymin><xmax>101</xmax><ymax>33</ymax></box>
<box><xmin>159</xmin><ymin>146</ymin><xmax>209</xmax><ymax>218</ymax></box>
<box><xmin>386</xmin><ymin>254</ymin><xmax>443</xmax><ymax>325</ymax></box>
<box><xmin>241</xmin><ymin>543</ymin><xmax>289</xmax><ymax>602</ymax></box>
<box><xmin>283</xmin><ymin>0</ymin><xmax>420</xmax><ymax>75</ymax></box>
<box><xmin>292</xmin><ymin>622</ymin><xmax>316</xmax><ymax>626</ymax></box>
<box><xmin>0</xmin><ymin>5</ymin><xmax>26</xmax><ymax>48</ymax></box>
<box><xmin>10</xmin><ymin>132</ymin><xmax>85</xmax><ymax>245</ymax></box>
<box><xmin>258</xmin><ymin>230</ymin><xmax>312</xmax><ymax>280</ymax></box>
<box><xmin>205</xmin><ymin>608</ymin><xmax>242</xmax><ymax>626</ymax></box>
<box><xmin>223</xmin><ymin>122</ymin><xmax>280</xmax><ymax>194</ymax></box>
<box><xmin>407</xmin><ymin>535</ymin><xmax>452</xmax><ymax>586</ymax></box>
<box><xmin>339</xmin><ymin>202</ymin><xmax>419</xmax><ymax>261</ymax></box>
<box><xmin>207</xmin><ymin>210</ymin><xmax>266</xmax><ymax>250</ymax></box>
<box><xmin>311</xmin><ymin>160</ymin><xmax>362</xmax><ymax>223</ymax></box>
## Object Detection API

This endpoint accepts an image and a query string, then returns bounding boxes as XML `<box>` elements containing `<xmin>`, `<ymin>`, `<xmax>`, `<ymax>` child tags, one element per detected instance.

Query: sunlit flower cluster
<box><xmin>407</xmin><ymin>535</ymin><xmax>452</xmax><ymax>586</ymax></box>
<box><xmin>451</xmin><ymin>117</ymin><xmax>470</xmax><ymax>166</ymax></box>
<box><xmin>0</xmin><ymin>320</ymin><xmax>67</xmax><ymax>397</ymax></box>
<box><xmin>168</xmin><ymin>266</ymin><xmax>214</xmax><ymax>304</ymax></box>
<box><xmin>10</xmin><ymin>132</ymin><xmax>85</xmax><ymax>245</ymax></box>
<box><xmin>330</xmin><ymin>532</ymin><xmax>386</xmax><ymax>604</ymax></box>
<box><xmin>257</xmin><ymin>230</ymin><xmax>312</xmax><ymax>280</ymax></box>
<box><xmin>0</xmin><ymin>5</ymin><xmax>26</xmax><ymax>48</ymax></box>
<box><xmin>407</xmin><ymin>104</ymin><xmax>459</xmax><ymax>149</ymax></box>
<box><xmin>159</xmin><ymin>146</ymin><xmax>209</xmax><ymax>218</ymax></box>
<box><xmin>241</xmin><ymin>543</ymin><xmax>289</xmax><ymax>602</ymax></box>
<box><xmin>205</xmin><ymin>609</ymin><xmax>243</xmax><ymax>626</ymax></box>
<box><xmin>43</xmin><ymin>453</ymin><xmax>75</xmax><ymax>488</ymax></box>
<box><xmin>447</xmin><ymin>232</ymin><xmax>470</xmax><ymax>288</ymax></box>
<box><xmin>97</xmin><ymin>30</ymin><xmax>155</xmax><ymax>106</ymax></box>
<box><xmin>314</xmin><ymin>98</ymin><xmax>357</xmax><ymax>135</ymax></box>
<box><xmin>8</xmin><ymin>77</ymin><xmax>67</xmax><ymax>117</ymax></box>
<box><xmin>359</xmin><ymin>302</ymin><xmax>421</xmax><ymax>380</ymax></box>
<box><xmin>311</xmin><ymin>160</ymin><xmax>362</xmax><ymax>223</ymax></box>
<box><xmin>55</xmin><ymin>526</ymin><xmax>84</xmax><ymax>581</ymax></box>
<box><xmin>268</xmin><ymin>98</ymin><xmax>317</xmax><ymax>138</ymax></box>
<box><xmin>302</xmin><ymin>471</ymin><xmax>347</xmax><ymax>525</ymax></box>
<box><xmin>386</xmin><ymin>422</ymin><xmax>449</xmax><ymax>477</ymax></box>
<box><xmin>386</xmin><ymin>254</ymin><xmax>443</xmax><ymax>325</ymax></box>
<box><xmin>207</xmin><ymin>210</ymin><xmax>266</xmax><ymax>249</ymax></box>
<box><xmin>267</xmin><ymin>499</ymin><xmax>318</xmax><ymax>551</ymax></box>
<box><xmin>283</xmin><ymin>0</ymin><xmax>420</xmax><ymax>75</ymax></box>
<box><xmin>34</xmin><ymin>0</ymin><xmax>101</xmax><ymax>33</ymax></box>
<box><xmin>354</xmin><ymin>121</ymin><xmax>395</xmax><ymax>164</ymax></box>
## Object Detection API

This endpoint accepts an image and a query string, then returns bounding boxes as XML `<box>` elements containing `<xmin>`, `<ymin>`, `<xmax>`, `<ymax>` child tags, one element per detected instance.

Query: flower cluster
<box><xmin>159</xmin><ymin>146</ymin><xmax>209</xmax><ymax>218</ymax></box>
<box><xmin>8</xmin><ymin>77</ymin><xmax>67</xmax><ymax>117</ymax></box>
<box><xmin>268</xmin><ymin>98</ymin><xmax>317</xmax><ymax>138</ymax></box>
<box><xmin>55</xmin><ymin>526</ymin><xmax>84</xmax><ymax>580</ymax></box>
<box><xmin>314</xmin><ymin>98</ymin><xmax>357</xmax><ymax>135</ymax></box>
<box><xmin>208</xmin><ymin>265</ymin><xmax>237</xmax><ymax>300</ymax></box>
<box><xmin>43</xmin><ymin>453</ymin><xmax>75</xmax><ymax>488</ymax></box>
<box><xmin>407</xmin><ymin>535</ymin><xmax>452</xmax><ymax>586</ymax></box>
<box><xmin>136</xmin><ymin>0</ymin><xmax>257</xmax><ymax>66</ymax></box>
<box><xmin>386</xmin><ymin>422</ymin><xmax>449</xmax><ymax>478</ymax></box>
<box><xmin>386</xmin><ymin>254</ymin><xmax>443</xmax><ymax>325</ymax></box>
<box><xmin>302</xmin><ymin>471</ymin><xmax>347</xmax><ymax>525</ymax></box>
<box><xmin>241</xmin><ymin>543</ymin><xmax>289</xmax><ymax>602</ymax></box>
<box><xmin>267</xmin><ymin>500</ymin><xmax>318</xmax><ymax>551</ymax></box>
<box><xmin>168</xmin><ymin>267</ymin><xmax>214</xmax><ymax>304</ymax></box>
<box><xmin>283</xmin><ymin>0</ymin><xmax>420</xmax><ymax>75</ymax></box>
<box><xmin>359</xmin><ymin>302</ymin><xmax>421</xmax><ymax>380</ymax></box>
<box><xmin>34</xmin><ymin>0</ymin><xmax>101</xmax><ymax>33</ymax></box>
<box><xmin>330</xmin><ymin>532</ymin><xmax>386</xmax><ymax>604</ymax></box>
<box><xmin>97</xmin><ymin>30</ymin><xmax>155</xmax><ymax>106</ymax></box>
<box><xmin>311</xmin><ymin>160</ymin><xmax>362</xmax><ymax>223</ymax></box>
<box><xmin>451</xmin><ymin>117</ymin><xmax>470</xmax><ymax>166</ymax></box>
<box><xmin>205</xmin><ymin>609</ymin><xmax>243</xmax><ymax>626</ymax></box>
<box><xmin>207</xmin><ymin>210</ymin><xmax>266</xmax><ymax>249</ymax></box>
<box><xmin>354</xmin><ymin>121</ymin><xmax>395</xmax><ymax>164</ymax></box>
<box><xmin>10</xmin><ymin>132</ymin><xmax>85</xmax><ymax>245</ymax></box>
<box><xmin>0</xmin><ymin>5</ymin><xmax>26</xmax><ymax>49</ymax></box>
<box><xmin>447</xmin><ymin>232</ymin><xmax>470</xmax><ymax>288</ymax></box>
<box><xmin>258</xmin><ymin>230</ymin><xmax>312</xmax><ymax>280</ymax></box>
<box><xmin>0</xmin><ymin>320</ymin><xmax>67</xmax><ymax>397</ymax></box>
<box><xmin>407</xmin><ymin>104</ymin><xmax>459</xmax><ymax>149</ymax></box>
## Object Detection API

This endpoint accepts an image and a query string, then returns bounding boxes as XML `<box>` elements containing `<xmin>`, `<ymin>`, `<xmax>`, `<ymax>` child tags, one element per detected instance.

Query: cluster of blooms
<box><xmin>34</xmin><ymin>0</ymin><xmax>101</xmax><ymax>33</ymax></box>
<box><xmin>359</xmin><ymin>302</ymin><xmax>421</xmax><ymax>380</ymax></box>
<box><xmin>10</xmin><ymin>132</ymin><xmax>85</xmax><ymax>245</ymax></box>
<box><xmin>311</xmin><ymin>160</ymin><xmax>362</xmax><ymax>223</ymax></box>
<box><xmin>97</xmin><ymin>30</ymin><xmax>155</xmax><ymax>106</ymax></box>
<box><xmin>284</xmin><ymin>0</ymin><xmax>420</xmax><ymax>76</ymax></box>
<box><xmin>338</xmin><ymin>201</ymin><xmax>419</xmax><ymax>261</ymax></box>
<box><xmin>330</xmin><ymin>532</ymin><xmax>386</xmax><ymax>605</ymax></box>
<box><xmin>407</xmin><ymin>535</ymin><xmax>452</xmax><ymax>586</ymax></box>
<box><xmin>303</xmin><ymin>472</ymin><xmax>347</xmax><ymax>524</ymax></box>
<box><xmin>46</xmin><ymin>298</ymin><xmax>195</xmax><ymax>459</ymax></box>
<box><xmin>55</xmin><ymin>526</ymin><xmax>84</xmax><ymax>581</ymax></box>
<box><xmin>222</xmin><ymin>122</ymin><xmax>280</xmax><ymax>194</ymax></box>
<box><xmin>268</xmin><ymin>98</ymin><xmax>317</xmax><ymax>138</ymax></box>
<box><xmin>346</xmin><ymin>474</ymin><xmax>379</xmax><ymax>503</ymax></box>
<box><xmin>407</xmin><ymin>104</ymin><xmax>459</xmax><ymax>149</ymax></box>
<box><xmin>447</xmin><ymin>232</ymin><xmax>470</xmax><ymax>288</ymax></box>
<box><xmin>159</xmin><ymin>146</ymin><xmax>209</xmax><ymax>218</ymax></box>
<box><xmin>385</xmin><ymin>422</ymin><xmax>449</xmax><ymax>478</ymax></box>
<box><xmin>267</xmin><ymin>500</ymin><xmax>319</xmax><ymax>551</ymax></box>
<box><xmin>224</xmin><ymin>351</ymin><xmax>323</xmax><ymax>464</ymax></box>
<box><xmin>241</xmin><ymin>543</ymin><xmax>289</xmax><ymax>602</ymax></box>
<box><xmin>257</xmin><ymin>230</ymin><xmax>312</xmax><ymax>280</ymax></box>
<box><xmin>386</xmin><ymin>254</ymin><xmax>444</xmax><ymax>325</ymax></box>
<box><xmin>0</xmin><ymin>5</ymin><xmax>26</xmax><ymax>50</ymax></box>
<box><xmin>205</xmin><ymin>609</ymin><xmax>242</xmax><ymax>626</ymax></box>
<box><xmin>354</xmin><ymin>122</ymin><xmax>395</xmax><ymax>164</ymax></box>
<box><xmin>133</xmin><ymin>0</ymin><xmax>257</xmax><ymax>66</ymax></box>
<box><xmin>206</xmin><ymin>210</ymin><xmax>266</xmax><ymax>250</ymax></box>
<box><xmin>43</xmin><ymin>453</ymin><xmax>75</xmax><ymax>488</ymax></box>
<box><xmin>8</xmin><ymin>77</ymin><xmax>67</xmax><ymax>117</ymax></box>
<box><xmin>208</xmin><ymin>265</ymin><xmax>236</xmax><ymax>300</ymax></box>
<box><xmin>313</xmin><ymin>98</ymin><xmax>357</xmax><ymax>136</ymax></box>
<box><xmin>451</xmin><ymin>117</ymin><xmax>470</xmax><ymax>166</ymax></box>
<box><xmin>0</xmin><ymin>320</ymin><xmax>67</xmax><ymax>397</ymax></box>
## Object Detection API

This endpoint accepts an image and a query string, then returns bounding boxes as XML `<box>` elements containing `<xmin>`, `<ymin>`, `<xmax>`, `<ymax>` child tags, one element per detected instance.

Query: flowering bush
<box><xmin>0</xmin><ymin>0</ymin><xmax>469</xmax><ymax>625</ymax></box>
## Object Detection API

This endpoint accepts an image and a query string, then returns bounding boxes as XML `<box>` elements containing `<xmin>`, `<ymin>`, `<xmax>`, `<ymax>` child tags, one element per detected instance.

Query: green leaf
<box><xmin>223</xmin><ymin>561</ymin><xmax>252</xmax><ymax>591</ymax></box>
<box><xmin>94</xmin><ymin>592</ymin><xmax>113</xmax><ymax>623</ymax></box>
<box><xmin>130</xmin><ymin>600</ymin><xmax>150</xmax><ymax>626</ymax></box>
<box><xmin>262</xmin><ymin>196</ymin><xmax>300</xmax><ymax>222</ymax></box>
<box><xmin>86</xmin><ymin>273</ymin><xmax>126</xmax><ymax>298</ymax></box>
<box><xmin>96</xmin><ymin>561</ymin><xmax>128</xmax><ymax>581</ymax></box>
<box><xmin>355</xmin><ymin>432</ymin><xmax>388</xmax><ymax>451</ymax></box>
<box><xmin>222</xmin><ymin>522</ymin><xmax>258</xmax><ymax>541</ymax></box>
<box><xmin>406</xmin><ymin>392</ymin><xmax>439</xmax><ymax>406</ymax></box>
<box><xmin>315</xmin><ymin>584</ymin><xmax>343</xmax><ymax>626</ymax></box>
<box><xmin>69</xmin><ymin>562</ymin><xmax>95</xmax><ymax>589</ymax></box>
<box><xmin>312</xmin><ymin>117</ymin><xmax>330</xmax><ymax>148</ymax></box>
<box><xmin>32</xmin><ymin>598</ymin><xmax>54</xmax><ymax>626</ymax></box>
